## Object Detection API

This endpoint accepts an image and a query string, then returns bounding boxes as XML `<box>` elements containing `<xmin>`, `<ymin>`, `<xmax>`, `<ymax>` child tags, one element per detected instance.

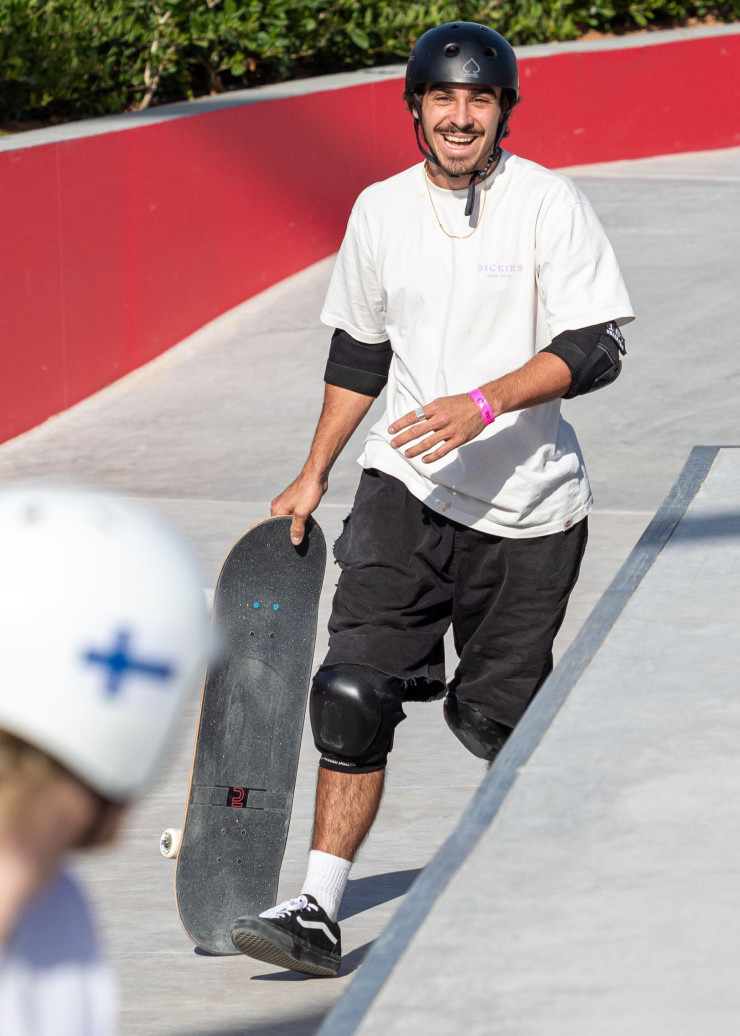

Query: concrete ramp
<box><xmin>321</xmin><ymin>445</ymin><xmax>740</xmax><ymax>1035</ymax></box>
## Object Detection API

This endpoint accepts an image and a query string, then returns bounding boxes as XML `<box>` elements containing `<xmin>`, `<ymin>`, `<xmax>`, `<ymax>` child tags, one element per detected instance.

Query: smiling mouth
<box><xmin>436</xmin><ymin>131</ymin><xmax>482</xmax><ymax>155</ymax></box>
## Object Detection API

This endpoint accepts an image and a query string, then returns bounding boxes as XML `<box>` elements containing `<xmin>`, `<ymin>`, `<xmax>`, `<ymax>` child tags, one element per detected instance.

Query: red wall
<box><xmin>1</xmin><ymin>30</ymin><xmax>738</xmax><ymax>443</ymax></box>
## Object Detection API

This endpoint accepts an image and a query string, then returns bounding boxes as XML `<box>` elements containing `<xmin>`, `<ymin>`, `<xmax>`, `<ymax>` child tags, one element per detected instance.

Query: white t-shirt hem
<box><xmin>358</xmin><ymin>449</ymin><xmax>593</xmax><ymax>539</ymax></box>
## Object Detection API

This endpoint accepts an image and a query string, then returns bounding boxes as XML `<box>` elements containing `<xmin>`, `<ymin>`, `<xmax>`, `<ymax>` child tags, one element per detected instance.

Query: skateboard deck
<box><xmin>172</xmin><ymin>515</ymin><xmax>326</xmax><ymax>955</ymax></box>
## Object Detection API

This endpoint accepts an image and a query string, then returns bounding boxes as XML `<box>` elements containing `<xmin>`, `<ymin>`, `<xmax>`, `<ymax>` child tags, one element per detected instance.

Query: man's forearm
<box><xmin>271</xmin><ymin>384</ymin><xmax>376</xmax><ymax>544</ymax></box>
<box><xmin>302</xmin><ymin>383</ymin><xmax>376</xmax><ymax>481</ymax></box>
<box><xmin>480</xmin><ymin>352</ymin><xmax>572</xmax><ymax>418</ymax></box>
<box><xmin>388</xmin><ymin>352</ymin><xmax>573</xmax><ymax>465</ymax></box>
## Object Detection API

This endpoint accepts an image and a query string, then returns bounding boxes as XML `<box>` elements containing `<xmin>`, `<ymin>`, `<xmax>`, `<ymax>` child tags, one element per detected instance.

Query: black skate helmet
<box><xmin>406</xmin><ymin>22</ymin><xmax>519</xmax><ymax>214</ymax></box>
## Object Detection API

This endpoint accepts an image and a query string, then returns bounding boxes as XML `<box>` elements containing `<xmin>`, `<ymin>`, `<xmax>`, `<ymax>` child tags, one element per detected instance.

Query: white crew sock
<box><xmin>301</xmin><ymin>850</ymin><xmax>352</xmax><ymax>922</ymax></box>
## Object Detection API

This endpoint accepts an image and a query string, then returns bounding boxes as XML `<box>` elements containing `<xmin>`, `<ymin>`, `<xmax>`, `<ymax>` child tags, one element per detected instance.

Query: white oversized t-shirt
<box><xmin>0</xmin><ymin>870</ymin><xmax>115</xmax><ymax>1036</ymax></box>
<box><xmin>321</xmin><ymin>152</ymin><xmax>634</xmax><ymax>537</ymax></box>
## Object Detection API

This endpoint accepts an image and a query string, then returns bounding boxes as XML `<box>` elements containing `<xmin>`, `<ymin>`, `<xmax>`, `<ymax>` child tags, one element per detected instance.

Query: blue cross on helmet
<box><xmin>405</xmin><ymin>22</ymin><xmax>519</xmax><ymax>215</ymax></box>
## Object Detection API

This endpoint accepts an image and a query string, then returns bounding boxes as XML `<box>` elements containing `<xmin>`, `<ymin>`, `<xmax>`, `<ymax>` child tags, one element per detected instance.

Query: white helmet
<box><xmin>0</xmin><ymin>484</ymin><xmax>210</xmax><ymax>802</ymax></box>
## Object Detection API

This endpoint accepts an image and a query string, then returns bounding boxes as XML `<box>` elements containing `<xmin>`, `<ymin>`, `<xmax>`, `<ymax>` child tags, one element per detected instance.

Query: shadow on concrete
<box><xmin>250</xmin><ymin>939</ymin><xmax>374</xmax><ymax>984</ymax></box>
<box><xmin>673</xmin><ymin>512</ymin><xmax>740</xmax><ymax>542</ymax></box>
<box><xmin>181</xmin><ymin>1008</ymin><xmax>329</xmax><ymax>1035</ymax></box>
<box><xmin>338</xmin><ymin>868</ymin><xmax>423</xmax><ymax>922</ymax></box>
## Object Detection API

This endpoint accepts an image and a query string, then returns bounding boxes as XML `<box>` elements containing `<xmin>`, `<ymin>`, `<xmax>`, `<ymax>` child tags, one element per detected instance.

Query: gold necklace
<box><xmin>423</xmin><ymin>163</ymin><xmax>488</xmax><ymax>240</ymax></box>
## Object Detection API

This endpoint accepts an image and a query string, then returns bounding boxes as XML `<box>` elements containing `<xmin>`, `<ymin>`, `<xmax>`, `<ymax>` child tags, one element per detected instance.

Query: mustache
<box><xmin>434</xmin><ymin>125</ymin><xmax>483</xmax><ymax>137</ymax></box>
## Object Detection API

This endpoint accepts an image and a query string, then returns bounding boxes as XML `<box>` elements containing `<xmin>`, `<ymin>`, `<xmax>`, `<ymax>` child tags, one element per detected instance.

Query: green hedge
<box><xmin>0</xmin><ymin>0</ymin><xmax>737</xmax><ymax>124</ymax></box>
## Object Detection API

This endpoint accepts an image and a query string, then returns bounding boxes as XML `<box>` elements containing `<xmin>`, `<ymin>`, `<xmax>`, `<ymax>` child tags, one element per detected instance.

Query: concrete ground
<box><xmin>0</xmin><ymin>146</ymin><xmax>737</xmax><ymax>1034</ymax></box>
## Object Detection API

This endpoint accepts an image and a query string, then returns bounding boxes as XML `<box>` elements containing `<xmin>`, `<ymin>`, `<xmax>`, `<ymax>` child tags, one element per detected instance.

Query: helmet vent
<box><xmin>444</xmin><ymin>44</ymin><xmax>460</xmax><ymax>56</ymax></box>
<box><xmin>484</xmin><ymin>47</ymin><xmax>497</xmax><ymax>57</ymax></box>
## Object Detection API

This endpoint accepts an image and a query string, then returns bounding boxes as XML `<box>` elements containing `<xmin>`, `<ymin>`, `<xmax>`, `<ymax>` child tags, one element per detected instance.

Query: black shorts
<box><xmin>323</xmin><ymin>468</ymin><xmax>588</xmax><ymax>731</ymax></box>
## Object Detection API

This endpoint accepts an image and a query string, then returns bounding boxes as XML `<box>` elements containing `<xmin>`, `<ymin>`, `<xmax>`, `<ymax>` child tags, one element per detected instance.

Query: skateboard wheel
<box><xmin>160</xmin><ymin>827</ymin><xmax>182</xmax><ymax>859</ymax></box>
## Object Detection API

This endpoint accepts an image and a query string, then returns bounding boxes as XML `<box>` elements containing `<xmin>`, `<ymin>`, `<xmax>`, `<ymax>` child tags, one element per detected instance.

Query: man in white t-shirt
<box><xmin>231</xmin><ymin>21</ymin><xmax>634</xmax><ymax>978</ymax></box>
<box><xmin>0</xmin><ymin>486</ymin><xmax>210</xmax><ymax>1034</ymax></box>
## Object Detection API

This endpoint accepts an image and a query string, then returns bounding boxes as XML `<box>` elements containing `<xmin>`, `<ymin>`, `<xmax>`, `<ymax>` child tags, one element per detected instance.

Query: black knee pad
<box><xmin>309</xmin><ymin>665</ymin><xmax>406</xmax><ymax>773</ymax></box>
<box><xmin>443</xmin><ymin>695</ymin><xmax>511</xmax><ymax>763</ymax></box>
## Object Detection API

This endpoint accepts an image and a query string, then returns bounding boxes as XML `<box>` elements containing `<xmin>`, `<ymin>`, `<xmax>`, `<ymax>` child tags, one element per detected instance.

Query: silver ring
<box><xmin>414</xmin><ymin>406</ymin><xmax>425</xmax><ymax>420</ymax></box>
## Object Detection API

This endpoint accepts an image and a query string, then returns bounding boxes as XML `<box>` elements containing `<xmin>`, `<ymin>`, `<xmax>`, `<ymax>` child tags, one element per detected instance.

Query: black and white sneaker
<box><xmin>231</xmin><ymin>894</ymin><xmax>341</xmax><ymax>977</ymax></box>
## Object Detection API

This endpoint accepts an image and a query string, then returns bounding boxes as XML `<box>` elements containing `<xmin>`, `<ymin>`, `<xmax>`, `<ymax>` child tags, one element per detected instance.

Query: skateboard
<box><xmin>160</xmin><ymin>515</ymin><xmax>326</xmax><ymax>955</ymax></box>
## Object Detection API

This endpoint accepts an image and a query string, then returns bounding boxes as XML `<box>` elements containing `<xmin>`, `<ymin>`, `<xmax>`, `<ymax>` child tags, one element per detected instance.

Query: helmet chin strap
<box><xmin>414</xmin><ymin>105</ymin><xmax>510</xmax><ymax>217</ymax></box>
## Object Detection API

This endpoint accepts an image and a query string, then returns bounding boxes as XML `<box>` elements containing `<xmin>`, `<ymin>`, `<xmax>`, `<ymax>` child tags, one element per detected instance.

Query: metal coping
<box><xmin>317</xmin><ymin>444</ymin><xmax>723</xmax><ymax>1035</ymax></box>
<box><xmin>2</xmin><ymin>24</ymin><xmax>739</xmax><ymax>153</ymax></box>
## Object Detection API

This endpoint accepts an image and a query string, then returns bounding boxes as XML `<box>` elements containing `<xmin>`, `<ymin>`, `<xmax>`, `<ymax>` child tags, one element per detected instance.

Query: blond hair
<box><xmin>0</xmin><ymin>731</ymin><xmax>68</xmax><ymax>826</ymax></box>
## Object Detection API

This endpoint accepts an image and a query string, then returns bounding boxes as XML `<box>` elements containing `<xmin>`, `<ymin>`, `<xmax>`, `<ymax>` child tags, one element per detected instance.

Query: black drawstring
<box><xmin>464</xmin><ymin>175</ymin><xmax>477</xmax><ymax>218</ymax></box>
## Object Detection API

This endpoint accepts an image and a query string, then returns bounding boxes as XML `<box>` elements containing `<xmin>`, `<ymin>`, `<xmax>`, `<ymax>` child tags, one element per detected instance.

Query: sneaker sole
<box><xmin>231</xmin><ymin>921</ymin><xmax>339</xmax><ymax>978</ymax></box>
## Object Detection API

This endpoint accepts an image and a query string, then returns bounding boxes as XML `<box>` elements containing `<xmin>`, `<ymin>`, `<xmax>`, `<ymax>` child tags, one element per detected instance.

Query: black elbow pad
<box><xmin>543</xmin><ymin>321</ymin><xmax>626</xmax><ymax>399</ymax></box>
<box><xmin>324</xmin><ymin>328</ymin><xmax>392</xmax><ymax>398</ymax></box>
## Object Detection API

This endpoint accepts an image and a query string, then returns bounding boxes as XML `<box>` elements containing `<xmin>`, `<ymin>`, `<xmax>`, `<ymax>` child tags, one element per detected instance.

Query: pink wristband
<box><xmin>469</xmin><ymin>388</ymin><xmax>495</xmax><ymax>425</ymax></box>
